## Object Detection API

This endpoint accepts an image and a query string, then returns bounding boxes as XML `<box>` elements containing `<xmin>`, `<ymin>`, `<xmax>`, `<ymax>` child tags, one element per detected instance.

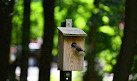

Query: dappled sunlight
<box><xmin>98</xmin><ymin>25</ymin><xmax>115</xmax><ymax>36</ymax></box>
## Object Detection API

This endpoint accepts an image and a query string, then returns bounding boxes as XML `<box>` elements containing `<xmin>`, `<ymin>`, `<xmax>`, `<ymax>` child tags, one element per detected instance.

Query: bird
<box><xmin>71</xmin><ymin>42</ymin><xmax>86</xmax><ymax>53</ymax></box>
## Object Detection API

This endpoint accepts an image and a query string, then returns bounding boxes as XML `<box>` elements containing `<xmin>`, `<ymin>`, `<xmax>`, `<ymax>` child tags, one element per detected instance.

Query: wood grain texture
<box><xmin>58</xmin><ymin>31</ymin><xmax>64</xmax><ymax>70</ymax></box>
<box><xmin>63</xmin><ymin>36</ymin><xmax>85</xmax><ymax>71</ymax></box>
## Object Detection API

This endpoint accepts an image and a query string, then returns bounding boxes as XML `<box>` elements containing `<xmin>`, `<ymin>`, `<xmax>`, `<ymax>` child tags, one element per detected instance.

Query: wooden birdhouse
<box><xmin>57</xmin><ymin>19</ymin><xmax>87</xmax><ymax>71</ymax></box>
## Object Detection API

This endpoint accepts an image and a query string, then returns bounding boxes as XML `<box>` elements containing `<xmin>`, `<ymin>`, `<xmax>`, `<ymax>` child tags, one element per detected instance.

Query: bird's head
<box><xmin>71</xmin><ymin>42</ymin><xmax>77</xmax><ymax>47</ymax></box>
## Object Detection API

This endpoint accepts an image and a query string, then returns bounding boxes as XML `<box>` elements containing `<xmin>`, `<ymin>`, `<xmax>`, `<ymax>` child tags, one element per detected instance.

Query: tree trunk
<box><xmin>83</xmin><ymin>0</ymin><xmax>100</xmax><ymax>81</ymax></box>
<box><xmin>39</xmin><ymin>0</ymin><xmax>55</xmax><ymax>81</ymax></box>
<box><xmin>0</xmin><ymin>0</ymin><xmax>14</xmax><ymax>81</ymax></box>
<box><xmin>113</xmin><ymin>0</ymin><xmax>137</xmax><ymax>81</ymax></box>
<box><xmin>20</xmin><ymin>0</ymin><xmax>30</xmax><ymax>80</ymax></box>
<box><xmin>8</xmin><ymin>59</ymin><xmax>18</xmax><ymax>81</ymax></box>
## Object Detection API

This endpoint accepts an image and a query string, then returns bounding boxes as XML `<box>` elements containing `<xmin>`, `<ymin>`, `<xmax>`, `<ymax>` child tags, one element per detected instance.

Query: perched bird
<box><xmin>71</xmin><ymin>42</ymin><xmax>86</xmax><ymax>53</ymax></box>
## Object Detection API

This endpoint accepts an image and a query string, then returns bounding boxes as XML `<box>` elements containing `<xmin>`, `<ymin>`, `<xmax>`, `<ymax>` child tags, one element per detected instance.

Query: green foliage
<box><xmin>111</xmin><ymin>36</ymin><xmax>121</xmax><ymax>52</ymax></box>
<box><xmin>12</xmin><ymin>0</ymin><xmax>44</xmax><ymax>45</ymax></box>
<box><xmin>102</xmin><ymin>16</ymin><xmax>109</xmax><ymax>24</ymax></box>
<box><xmin>93</xmin><ymin>0</ymin><xmax>125</xmax><ymax>73</ymax></box>
<box><xmin>96</xmin><ymin>24</ymin><xmax>122</xmax><ymax>72</ymax></box>
<box><xmin>30</xmin><ymin>1</ymin><xmax>44</xmax><ymax>39</ymax></box>
<box><xmin>11</xmin><ymin>0</ymin><xmax>23</xmax><ymax>45</ymax></box>
<box><xmin>99</xmin><ymin>25</ymin><xmax>115</xmax><ymax>36</ymax></box>
<box><xmin>98</xmin><ymin>49</ymin><xmax>117</xmax><ymax>72</ymax></box>
<box><xmin>11</xmin><ymin>0</ymin><xmax>126</xmax><ymax>79</ymax></box>
<box><xmin>55</xmin><ymin>0</ymin><xmax>94</xmax><ymax>30</ymax></box>
<box><xmin>72</xmin><ymin>71</ymin><xmax>84</xmax><ymax>81</ymax></box>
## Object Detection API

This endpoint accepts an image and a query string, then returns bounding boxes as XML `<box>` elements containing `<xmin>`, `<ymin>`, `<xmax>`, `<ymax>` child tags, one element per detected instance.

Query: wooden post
<box><xmin>60</xmin><ymin>19</ymin><xmax>72</xmax><ymax>81</ymax></box>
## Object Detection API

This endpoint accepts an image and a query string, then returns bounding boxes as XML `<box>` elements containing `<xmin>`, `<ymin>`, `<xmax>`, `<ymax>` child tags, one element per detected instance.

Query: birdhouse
<box><xmin>57</xmin><ymin>19</ymin><xmax>87</xmax><ymax>71</ymax></box>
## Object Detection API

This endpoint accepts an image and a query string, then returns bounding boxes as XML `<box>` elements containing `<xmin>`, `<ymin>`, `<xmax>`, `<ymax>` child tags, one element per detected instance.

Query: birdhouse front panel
<box><xmin>63</xmin><ymin>36</ymin><xmax>85</xmax><ymax>71</ymax></box>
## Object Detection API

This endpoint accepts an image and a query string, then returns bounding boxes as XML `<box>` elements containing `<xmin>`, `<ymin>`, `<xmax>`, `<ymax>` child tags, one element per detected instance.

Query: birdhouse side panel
<box><xmin>63</xmin><ymin>36</ymin><xmax>85</xmax><ymax>71</ymax></box>
<box><xmin>58</xmin><ymin>32</ymin><xmax>64</xmax><ymax>70</ymax></box>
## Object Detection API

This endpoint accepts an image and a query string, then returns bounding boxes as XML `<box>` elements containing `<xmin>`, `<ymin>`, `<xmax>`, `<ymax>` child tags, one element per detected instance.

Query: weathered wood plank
<box><xmin>58</xmin><ymin>31</ymin><xmax>64</xmax><ymax>70</ymax></box>
<box><xmin>63</xmin><ymin>36</ymin><xmax>85</xmax><ymax>71</ymax></box>
<box><xmin>57</xmin><ymin>27</ymin><xmax>87</xmax><ymax>36</ymax></box>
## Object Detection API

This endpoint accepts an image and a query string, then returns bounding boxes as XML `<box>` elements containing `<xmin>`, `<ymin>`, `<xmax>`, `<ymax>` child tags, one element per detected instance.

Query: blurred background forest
<box><xmin>1</xmin><ymin>0</ymin><xmax>137</xmax><ymax>81</ymax></box>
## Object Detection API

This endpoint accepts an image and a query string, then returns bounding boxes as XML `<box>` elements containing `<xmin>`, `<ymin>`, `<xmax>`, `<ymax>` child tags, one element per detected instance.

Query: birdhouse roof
<box><xmin>57</xmin><ymin>27</ymin><xmax>87</xmax><ymax>36</ymax></box>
